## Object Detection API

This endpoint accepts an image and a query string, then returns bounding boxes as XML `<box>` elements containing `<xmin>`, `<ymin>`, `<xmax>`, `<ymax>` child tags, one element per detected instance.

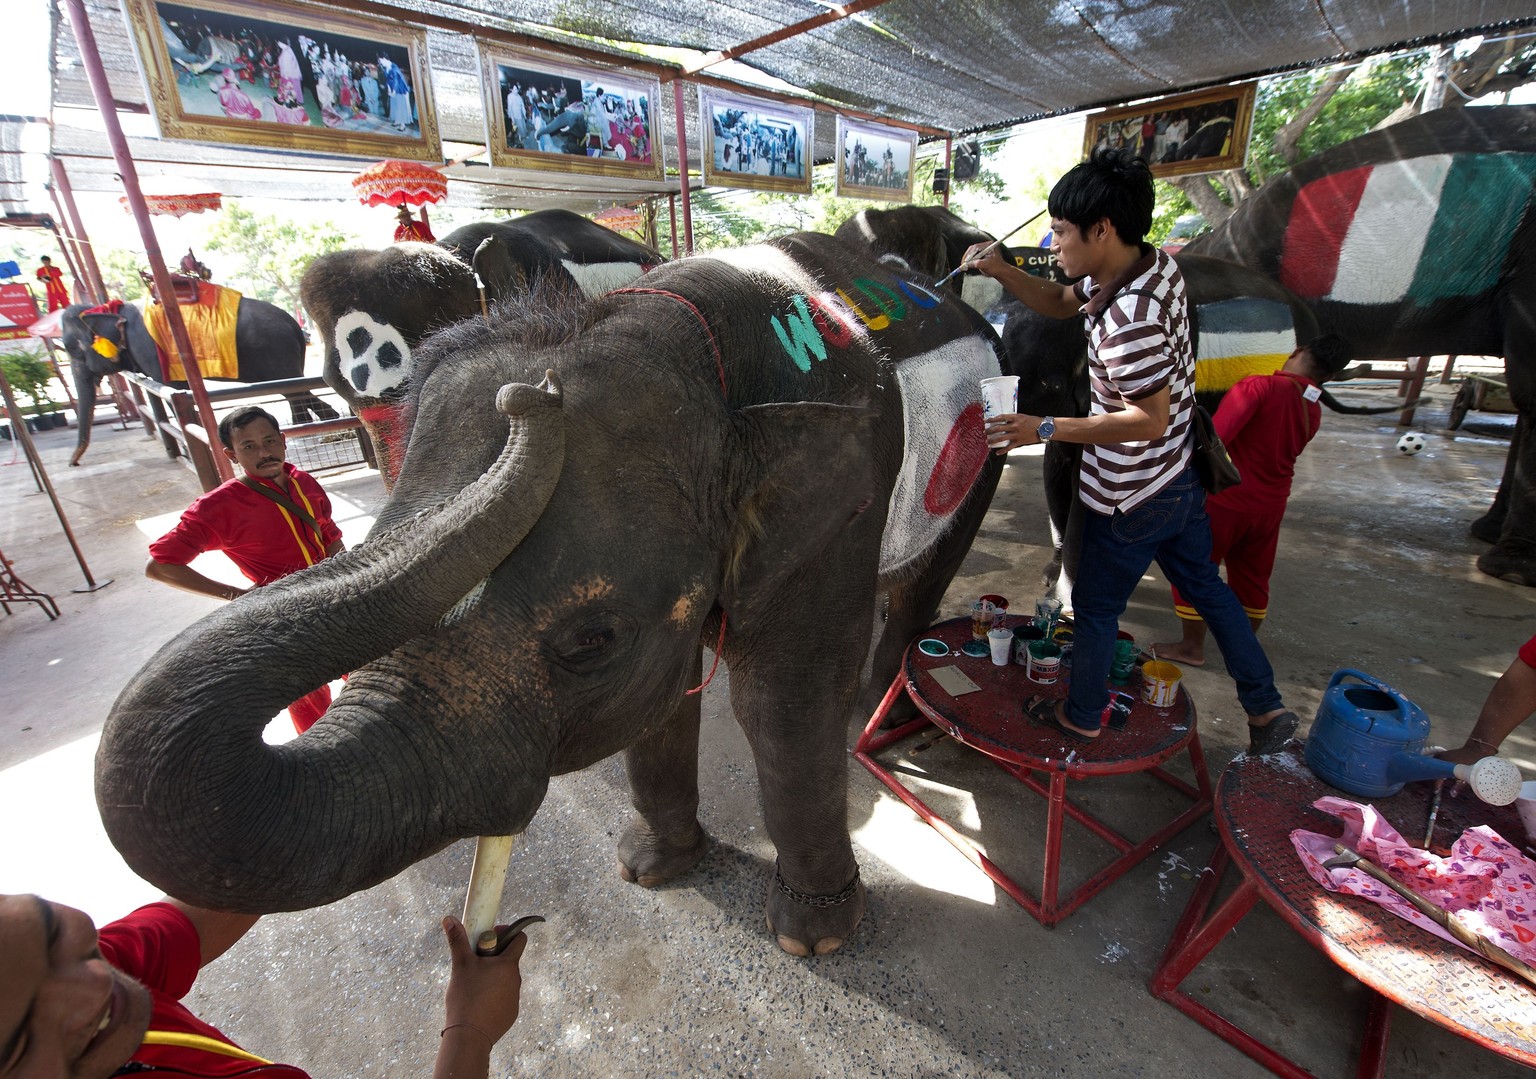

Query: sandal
<box><xmin>1024</xmin><ymin>695</ymin><xmax>1099</xmax><ymax>743</ymax></box>
<box><xmin>1247</xmin><ymin>710</ymin><xmax>1299</xmax><ymax>756</ymax></box>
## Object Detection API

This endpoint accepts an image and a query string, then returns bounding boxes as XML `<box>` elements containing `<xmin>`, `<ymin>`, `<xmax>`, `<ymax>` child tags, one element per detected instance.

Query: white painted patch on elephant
<box><xmin>333</xmin><ymin>310</ymin><xmax>412</xmax><ymax>397</ymax></box>
<box><xmin>559</xmin><ymin>259</ymin><xmax>647</xmax><ymax>298</ymax></box>
<box><xmin>1198</xmin><ymin>327</ymin><xmax>1293</xmax><ymax>364</ymax></box>
<box><xmin>881</xmin><ymin>337</ymin><xmax>1000</xmax><ymax>577</ymax></box>
<box><xmin>1330</xmin><ymin>155</ymin><xmax>1451</xmax><ymax>306</ymax></box>
<box><xmin>960</xmin><ymin>275</ymin><xmax>1003</xmax><ymax>317</ymax></box>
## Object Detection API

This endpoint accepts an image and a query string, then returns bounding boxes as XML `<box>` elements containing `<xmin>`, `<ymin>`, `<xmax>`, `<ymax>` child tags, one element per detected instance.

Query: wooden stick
<box><xmin>1330</xmin><ymin>843</ymin><xmax>1536</xmax><ymax>986</ymax></box>
<box><xmin>463</xmin><ymin>833</ymin><xmax>517</xmax><ymax>954</ymax></box>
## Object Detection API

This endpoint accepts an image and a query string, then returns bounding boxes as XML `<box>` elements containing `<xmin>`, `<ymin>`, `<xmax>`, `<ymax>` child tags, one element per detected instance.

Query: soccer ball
<box><xmin>1396</xmin><ymin>432</ymin><xmax>1427</xmax><ymax>456</ymax></box>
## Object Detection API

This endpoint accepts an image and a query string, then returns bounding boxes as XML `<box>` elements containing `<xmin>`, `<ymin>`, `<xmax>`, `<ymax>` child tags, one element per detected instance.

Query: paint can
<box><xmin>1027</xmin><ymin>640</ymin><xmax>1062</xmax><ymax>684</ymax></box>
<box><xmin>1012</xmin><ymin>625</ymin><xmax>1045</xmax><ymax>665</ymax></box>
<box><xmin>1141</xmin><ymin>660</ymin><xmax>1182</xmax><ymax>708</ymax></box>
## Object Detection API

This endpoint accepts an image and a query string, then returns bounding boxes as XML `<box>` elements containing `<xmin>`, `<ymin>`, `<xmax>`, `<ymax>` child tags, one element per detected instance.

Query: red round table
<box><xmin>854</xmin><ymin>616</ymin><xmax>1212</xmax><ymax>926</ymax></box>
<box><xmin>1150</xmin><ymin>744</ymin><xmax>1536</xmax><ymax>1077</ymax></box>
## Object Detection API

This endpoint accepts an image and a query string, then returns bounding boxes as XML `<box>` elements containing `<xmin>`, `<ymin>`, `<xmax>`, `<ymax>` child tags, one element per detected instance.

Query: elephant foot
<box><xmin>1469</xmin><ymin>511</ymin><xmax>1506</xmax><ymax>545</ymax></box>
<box><xmin>616</xmin><ymin>819</ymin><xmax>708</xmax><ymax>887</ymax></box>
<box><xmin>765</xmin><ymin>862</ymin><xmax>866</xmax><ymax>957</ymax></box>
<box><xmin>1476</xmin><ymin>545</ymin><xmax>1536</xmax><ymax>587</ymax></box>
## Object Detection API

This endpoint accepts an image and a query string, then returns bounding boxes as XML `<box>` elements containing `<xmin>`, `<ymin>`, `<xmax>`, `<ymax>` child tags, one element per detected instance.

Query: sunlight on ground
<box><xmin>853</xmin><ymin>787</ymin><xmax>996</xmax><ymax>905</ymax></box>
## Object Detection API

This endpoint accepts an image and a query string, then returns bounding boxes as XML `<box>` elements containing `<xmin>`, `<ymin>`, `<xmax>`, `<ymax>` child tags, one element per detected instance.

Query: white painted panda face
<box><xmin>332</xmin><ymin>310</ymin><xmax>413</xmax><ymax>398</ymax></box>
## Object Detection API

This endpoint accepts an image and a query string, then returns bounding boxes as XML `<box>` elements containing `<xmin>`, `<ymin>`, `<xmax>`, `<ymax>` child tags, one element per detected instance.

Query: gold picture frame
<box><xmin>835</xmin><ymin>116</ymin><xmax>917</xmax><ymax>203</ymax></box>
<box><xmin>480</xmin><ymin>44</ymin><xmax>665</xmax><ymax>182</ymax></box>
<box><xmin>699</xmin><ymin>89</ymin><xmax>813</xmax><ymax>195</ymax></box>
<box><xmin>1081</xmin><ymin>83</ymin><xmax>1256</xmax><ymax>180</ymax></box>
<box><xmin>120</xmin><ymin>0</ymin><xmax>441</xmax><ymax>162</ymax></box>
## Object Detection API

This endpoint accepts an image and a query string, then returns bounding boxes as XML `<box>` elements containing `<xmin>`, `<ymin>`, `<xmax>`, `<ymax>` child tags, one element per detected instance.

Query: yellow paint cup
<box><xmin>1141</xmin><ymin>660</ymin><xmax>1182</xmax><ymax>708</ymax></box>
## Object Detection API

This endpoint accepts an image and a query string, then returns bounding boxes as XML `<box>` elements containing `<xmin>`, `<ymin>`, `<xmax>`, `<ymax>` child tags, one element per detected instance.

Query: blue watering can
<box><xmin>1303</xmin><ymin>669</ymin><xmax>1522</xmax><ymax>805</ymax></box>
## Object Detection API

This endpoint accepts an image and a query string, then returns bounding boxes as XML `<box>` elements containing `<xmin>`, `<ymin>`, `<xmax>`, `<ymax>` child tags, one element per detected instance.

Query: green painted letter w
<box><xmin>769</xmin><ymin>295</ymin><xmax>827</xmax><ymax>373</ymax></box>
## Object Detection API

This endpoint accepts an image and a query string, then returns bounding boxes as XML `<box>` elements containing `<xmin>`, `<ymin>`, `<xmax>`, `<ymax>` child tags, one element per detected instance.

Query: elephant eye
<box><xmin>548</xmin><ymin>613</ymin><xmax>630</xmax><ymax>670</ymax></box>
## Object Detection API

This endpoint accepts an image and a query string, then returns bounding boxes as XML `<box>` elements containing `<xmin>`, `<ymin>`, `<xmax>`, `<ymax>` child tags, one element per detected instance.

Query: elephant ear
<box><xmin>470</xmin><ymin>236</ymin><xmax>579</xmax><ymax>302</ymax></box>
<box><xmin>720</xmin><ymin>402</ymin><xmax>876</xmax><ymax>625</ymax></box>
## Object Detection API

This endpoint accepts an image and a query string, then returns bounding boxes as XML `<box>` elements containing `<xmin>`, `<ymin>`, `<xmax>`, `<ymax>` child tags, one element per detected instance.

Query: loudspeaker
<box><xmin>953</xmin><ymin>139</ymin><xmax>980</xmax><ymax>181</ymax></box>
<box><xmin>931</xmin><ymin>167</ymin><xmax>950</xmax><ymax>194</ymax></box>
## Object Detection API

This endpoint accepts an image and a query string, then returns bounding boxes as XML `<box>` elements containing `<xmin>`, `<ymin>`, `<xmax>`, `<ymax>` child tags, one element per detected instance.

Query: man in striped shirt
<box><xmin>962</xmin><ymin>148</ymin><xmax>1299</xmax><ymax>754</ymax></box>
<box><xmin>147</xmin><ymin>406</ymin><xmax>345</xmax><ymax>733</ymax></box>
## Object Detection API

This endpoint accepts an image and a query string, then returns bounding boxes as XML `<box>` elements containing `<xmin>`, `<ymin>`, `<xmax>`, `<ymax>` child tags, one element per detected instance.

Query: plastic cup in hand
<box><xmin>970</xmin><ymin>599</ymin><xmax>998</xmax><ymax>639</ymax></box>
<box><xmin>980</xmin><ymin>376</ymin><xmax>1019</xmax><ymax>446</ymax></box>
<box><xmin>987</xmin><ymin>627</ymin><xmax>1013</xmax><ymax>666</ymax></box>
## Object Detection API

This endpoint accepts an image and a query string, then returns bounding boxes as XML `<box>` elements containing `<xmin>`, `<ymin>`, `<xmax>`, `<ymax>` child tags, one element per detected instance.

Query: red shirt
<box><xmin>150</xmin><ymin>464</ymin><xmax>341</xmax><ymax>586</ymax></box>
<box><xmin>100</xmin><ymin>902</ymin><xmax>310</xmax><ymax>1077</ymax></box>
<box><xmin>1207</xmin><ymin>370</ymin><xmax>1322</xmax><ymax>516</ymax></box>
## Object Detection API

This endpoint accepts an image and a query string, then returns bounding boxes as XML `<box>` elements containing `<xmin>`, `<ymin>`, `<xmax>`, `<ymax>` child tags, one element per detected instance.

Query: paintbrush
<box><xmin>1421</xmin><ymin>778</ymin><xmax>1445</xmax><ymax>849</ymax></box>
<box><xmin>934</xmin><ymin>207</ymin><xmax>1048</xmax><ymax>288</ymax></box>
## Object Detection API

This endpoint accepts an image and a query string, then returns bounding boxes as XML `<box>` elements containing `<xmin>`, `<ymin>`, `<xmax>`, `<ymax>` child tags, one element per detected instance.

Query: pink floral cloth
<box><xmin>1292</xmin><ymin>796</ymin><xmax>1536</xmax><ymax>965</ymax></box>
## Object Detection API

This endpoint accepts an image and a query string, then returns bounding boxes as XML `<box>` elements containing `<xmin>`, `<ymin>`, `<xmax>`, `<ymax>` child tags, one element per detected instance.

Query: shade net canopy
<box><xmin>43</xmin><ymin>0</ymin><xmax>1536</xmax><ymax>211</ymax></box>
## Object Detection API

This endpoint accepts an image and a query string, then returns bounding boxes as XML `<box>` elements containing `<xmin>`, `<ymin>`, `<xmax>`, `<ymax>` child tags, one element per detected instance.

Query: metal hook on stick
<box><xmin>933</xmin><ymin>207</ymin><xmax>1049</xmax><ymax>289</ymax></box>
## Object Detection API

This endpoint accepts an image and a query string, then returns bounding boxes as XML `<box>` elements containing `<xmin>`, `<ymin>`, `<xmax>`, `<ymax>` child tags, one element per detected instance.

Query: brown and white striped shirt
<box><xmin>1072</xmin><ymin>246</ymin><xmax>1194</xmax><ymax>514</ymax></box>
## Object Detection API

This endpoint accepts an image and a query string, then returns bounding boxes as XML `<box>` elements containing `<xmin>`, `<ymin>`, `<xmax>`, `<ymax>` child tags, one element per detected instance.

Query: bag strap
<box><xmin>239</xmin><ymin>476</ymin><xmax>325</xmax><ymax>549</ymax></box>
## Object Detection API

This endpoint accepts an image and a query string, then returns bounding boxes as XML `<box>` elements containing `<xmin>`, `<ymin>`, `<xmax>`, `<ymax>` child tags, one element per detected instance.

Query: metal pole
<box><xmin>60</xmin><ymin>0</ymin><xmax>232</xmax><ymax>483</ymax></box>
<box><xmin>668</xmin><ymin>193</ymin><xmax>679</xmax><ymax>260</ymax></box>
<box><xmin>49</xmin><ymin>158</ymin><xmax>107</xmax><ymax>305</ymax></box>
<box><xmin>942</xmin><ymin>136</ymin><xmax>953</xmax><ymax>209</ymax></box>
<box><xmin>0</xmin><ymin>364</ymin><xmax>110</xmax><ymax>592</ymax></box>
<box><xmin>671</xmin><ymin>79</ymin><xmax>694</xmax><ymax>255</ymax></box>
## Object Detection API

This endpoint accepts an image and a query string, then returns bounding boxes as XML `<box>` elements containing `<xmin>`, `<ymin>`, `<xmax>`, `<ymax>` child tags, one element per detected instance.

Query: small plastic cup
<box><xmin>987</xmin><ymin>627</ymin><xmax>1013</xmax><ymax>665</ymax></box>
<box><xmin>979</xmin><ymin>376</ymin><xmax>1019</xmax><ymax>420</ymax></box>
<box><xmin>1034</xmin><ymin>598</ymin><xmax>1063</xmax><ymax>634</ymax></box>
<box><xmin>970</xmin><ymin>599</ymin><xmax>997</xmax><ymax>639</ymax></box>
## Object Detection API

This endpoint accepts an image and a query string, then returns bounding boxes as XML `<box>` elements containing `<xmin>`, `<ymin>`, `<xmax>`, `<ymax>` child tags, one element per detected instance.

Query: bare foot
<box><xmin>1151</xmin><ymin>641</ymin><xmax>1205</xmax><ymax>667</ymax></box>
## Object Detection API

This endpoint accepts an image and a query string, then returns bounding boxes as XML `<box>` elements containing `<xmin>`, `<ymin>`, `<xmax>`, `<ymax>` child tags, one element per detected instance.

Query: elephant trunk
<box><xmin>96</xmin><ymin>374</ymin><xmax>567</xmax><ymax>911</ymax></box>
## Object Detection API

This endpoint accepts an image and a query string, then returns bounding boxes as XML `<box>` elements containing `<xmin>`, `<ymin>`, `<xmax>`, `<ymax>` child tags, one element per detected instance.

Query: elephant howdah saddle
<box><xmin>140</xmin><ymin>280</ymin><xmax>243</xmax><ymax>382</ymax></box>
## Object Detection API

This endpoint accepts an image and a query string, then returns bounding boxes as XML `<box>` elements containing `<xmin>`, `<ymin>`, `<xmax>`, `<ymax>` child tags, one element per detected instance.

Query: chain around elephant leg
<box><xmin>766</xmin><ymin>860</ymin><xmax>866</xmax><ymax>957</ymax></box>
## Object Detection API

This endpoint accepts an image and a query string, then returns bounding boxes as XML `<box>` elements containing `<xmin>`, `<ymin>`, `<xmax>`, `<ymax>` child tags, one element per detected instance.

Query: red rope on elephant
<box><xmin>685</xmin><ymin>613</ymin><xmax>727</xmax><ymax>696</ymax></box>
<box><xmin>612</xmin><ymin>287</ymin><xmax>726</xmax><ymax>399</ymax></box>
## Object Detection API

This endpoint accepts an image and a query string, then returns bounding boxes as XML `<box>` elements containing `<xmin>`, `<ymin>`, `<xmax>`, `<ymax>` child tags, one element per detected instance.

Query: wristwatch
<box><xmin>1036</xmin><ymin>416</ymin><xmax>1056</xmax><ymax>443</ymax></box>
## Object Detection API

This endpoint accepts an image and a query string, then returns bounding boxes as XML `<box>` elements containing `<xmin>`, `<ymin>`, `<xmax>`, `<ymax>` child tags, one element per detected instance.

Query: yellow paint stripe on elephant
<box><xmin>141</xmin><ymin>285</ymin><xmax>243</xmax><ymax>380</ymax></box>
<box><xmin>1194</xmin><ymin>351</ymin><xmax>1289</xmax><ymax>393</ymax></box>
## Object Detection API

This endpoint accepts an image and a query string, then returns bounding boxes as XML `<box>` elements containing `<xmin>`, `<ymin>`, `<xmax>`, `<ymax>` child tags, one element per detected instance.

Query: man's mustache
<box><xmin>258</xmin><ymin>457</ymin><xmax>281</xmax><ymax>467</ymax></box>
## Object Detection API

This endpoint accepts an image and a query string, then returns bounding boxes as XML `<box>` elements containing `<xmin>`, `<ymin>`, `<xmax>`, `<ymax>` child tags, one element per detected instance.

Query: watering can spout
<box><xmin>1385</xmin><ymin>751</ymin><xmax>1524</xmax><ymax>805</ymax></box>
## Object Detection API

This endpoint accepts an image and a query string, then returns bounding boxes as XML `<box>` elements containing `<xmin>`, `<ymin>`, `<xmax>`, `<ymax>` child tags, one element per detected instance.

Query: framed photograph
<box><xmin>119</xmin><ymin>0</ymin><xmax>440</xmax><ymax>162</ymax></box>
<box><xmin>1081</xmin><ymin>83</ymin><xmax>1256</xmax><ymax>180</ymax></box>
<box><xmin>480</xmin><ymin>44</ymin><xmax>664</xmax><ymax>182</ymax></box>
<box><xmin>835</xmin><ymin>117</ymin><xmax>917</xmax><ymax>203</ymax></box>
<box><xmin>698</xmin><ymin>89</ymin><xmax>813</xmax><ymax>195</ymax></box>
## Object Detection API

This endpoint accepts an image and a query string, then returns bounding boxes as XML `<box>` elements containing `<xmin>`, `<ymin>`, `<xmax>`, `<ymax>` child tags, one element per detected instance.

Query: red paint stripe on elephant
<box><xmin>1279</xmin><ymin>165</ymin><xmax>1371</xmax><ymax>299</ymax></box>
<box><xmin>923</xmin><ymin>402</ymin><xmax>988</xmax><ymax>516</ymax></box>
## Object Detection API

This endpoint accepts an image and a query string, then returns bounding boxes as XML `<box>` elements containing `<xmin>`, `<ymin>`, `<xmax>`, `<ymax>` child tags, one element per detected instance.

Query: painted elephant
<box><xmin>96</xmin><ymin>232</ymin><xmax>1006</xmax><ymax>957</ymax></box>
<box><xmin>60</xmin><ymin>296</ymin><xmax>337</xmax><ymax>466</ymax></box>
<box><xmin>302</xmin><ymin>208</ymin><xmax>663</xmax><ymax>485</ymax></box>
<box><xmin>834</xmin><ymin>205</ymin><xmax>1009</xmax><ymax>316</ymax></box>
<box><xmin>1184</xmin><ymin>104</ymin><xmax>1536</xmax><ymax>583</ymax></box>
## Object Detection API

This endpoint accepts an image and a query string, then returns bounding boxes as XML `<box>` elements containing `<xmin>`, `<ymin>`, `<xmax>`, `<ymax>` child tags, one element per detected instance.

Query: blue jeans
<box><xmin>1067</xmin><ymin>465</ymin><xmax>1284</xmax><ymax>729</ymax></box>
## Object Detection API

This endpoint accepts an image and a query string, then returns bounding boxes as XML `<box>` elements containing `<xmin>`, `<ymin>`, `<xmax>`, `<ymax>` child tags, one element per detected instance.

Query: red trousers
<box><xmin>1171</xmin><ymin>503</ymin><xmax>1283</xmax><ymax>623</ymax></box>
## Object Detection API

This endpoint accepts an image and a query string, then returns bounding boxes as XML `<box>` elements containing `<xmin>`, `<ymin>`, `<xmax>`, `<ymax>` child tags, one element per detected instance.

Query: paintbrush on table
<box><xmin>1422</xmin><ymin>778</ymin><xmax>1445</xmax><ymax>849</ymax></box>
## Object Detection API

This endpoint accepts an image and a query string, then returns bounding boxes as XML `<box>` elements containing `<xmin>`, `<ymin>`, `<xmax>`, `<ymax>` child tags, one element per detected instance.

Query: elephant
<box><xmin>303</xmin><ymin>208</ymin><xmax>663</xmax><ymax>485</ymax></box>
<box><xmin>95</xmin><ymin>232</ymin><xmax>1007</xmax><ymax>958</ymax></box>
<box><xmin>834</xmin><ymin>204</ymin><xmax>1009</xmax><ymax>316</ymax></box>
<box><xmin>60</xmin><ymin>296</ymin><xmax>338</xmax><ymax>466</ymax></box>
<box><xmin>1183</xmin><ymin>104</ymin><xmax>1536</xmax><ymax>583</ymax></box>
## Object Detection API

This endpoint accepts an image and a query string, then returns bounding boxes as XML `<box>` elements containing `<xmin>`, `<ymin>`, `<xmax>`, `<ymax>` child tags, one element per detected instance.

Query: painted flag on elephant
<box><xmin>1192</xmin><ymin>296</ymin><xmax>1296</xmax><ymax>393</ymax></box>
<box><xmin>881</xmin><ymin>337</ymin><xmax>999</xmax><ymax>576</ymax></box>
<box><xmin>1280</xmin><ymin>152</ymin><xmax>1536</xmax><ymax>307</ymax></box>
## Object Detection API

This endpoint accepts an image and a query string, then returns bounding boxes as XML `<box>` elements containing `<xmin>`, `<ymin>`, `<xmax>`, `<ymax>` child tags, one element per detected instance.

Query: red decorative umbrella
<box><xmin>118</xmin><ymin>192</ymin><xmax>223</xmax><ymax>217</ymax></box>
<box><xmin>352</xmin><ymin>159</ymin><xmax>447</xmax><ymax>207</ymax></box>
<box><xmin>593</xmin><ymin>206</ymin><xmax>642</xmax><ymax>233</ymax></box>
<box><xmin>352</xmin><ymin>160</ymin><xmax>446</xmax><ymax>242</ymax></box>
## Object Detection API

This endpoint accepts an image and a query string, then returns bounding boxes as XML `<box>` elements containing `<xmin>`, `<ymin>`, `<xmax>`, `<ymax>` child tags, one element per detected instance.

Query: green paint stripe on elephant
<box><xmin>1409</xmin><ymin>153</ymin><xmax>1536</xmax><ymax>306</ymax></box>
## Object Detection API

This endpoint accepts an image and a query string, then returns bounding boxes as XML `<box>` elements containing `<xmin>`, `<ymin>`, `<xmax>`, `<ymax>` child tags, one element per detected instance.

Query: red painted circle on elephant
<box><xmin>923</xmin><ymin>402</ymin><xmax>988</xmax><ymax>516</ymax></box>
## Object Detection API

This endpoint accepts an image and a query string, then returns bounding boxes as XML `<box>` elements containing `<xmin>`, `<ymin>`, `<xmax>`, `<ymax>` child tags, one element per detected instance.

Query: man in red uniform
<box><xmin>147</xmin><ymin>406</ymin><xmax>344</xmax><ymax>732</ymax></box>
<box><xmin>0</xmin><ymin>891</ymin><xmax>528</xmax><ymax>1077</ymax></box>
<box><xmin>1153</xmin><ymin>334</ymin><xmax>1352</xmax><ymax>665</ymax></box>
<box><xmin>35</xmin><ymin>256</ymin><xmax>70</xmax><ymax>312</ymax></box>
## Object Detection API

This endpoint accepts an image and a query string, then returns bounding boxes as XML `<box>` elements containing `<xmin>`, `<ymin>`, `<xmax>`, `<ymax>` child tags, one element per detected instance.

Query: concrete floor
<box><xmin>2</xmin><ymin>379</ymin><xmax>1533</xmax><ymax>1078</ymax></box>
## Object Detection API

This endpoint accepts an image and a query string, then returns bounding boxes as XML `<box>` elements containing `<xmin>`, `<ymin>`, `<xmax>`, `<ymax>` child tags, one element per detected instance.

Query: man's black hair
<box><xmin>218</xmin><ymin>405</ymin><xmax>283</xmax><ymax>449</ymax></box>
<box><xmin>1048</xmin><ymin>147</ymin><xmax>1155</xmax><ymax>246</ymax></box>
<box><xmin>1304</xmin><ymin>333</ymin><xmax>1353</xmax><ymax>380</ymax></box>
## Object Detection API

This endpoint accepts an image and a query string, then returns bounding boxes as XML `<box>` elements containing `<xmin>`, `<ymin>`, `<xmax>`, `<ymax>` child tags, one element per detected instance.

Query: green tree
<box><xmin>96</xmin><ymin>247</ymin><xmax>150</xmax><ymax>302</ymax></box>
<box><xmin>203</xmin><ymin>201</ymin><xmax>360</xmax><ymax>312</ymax></box>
